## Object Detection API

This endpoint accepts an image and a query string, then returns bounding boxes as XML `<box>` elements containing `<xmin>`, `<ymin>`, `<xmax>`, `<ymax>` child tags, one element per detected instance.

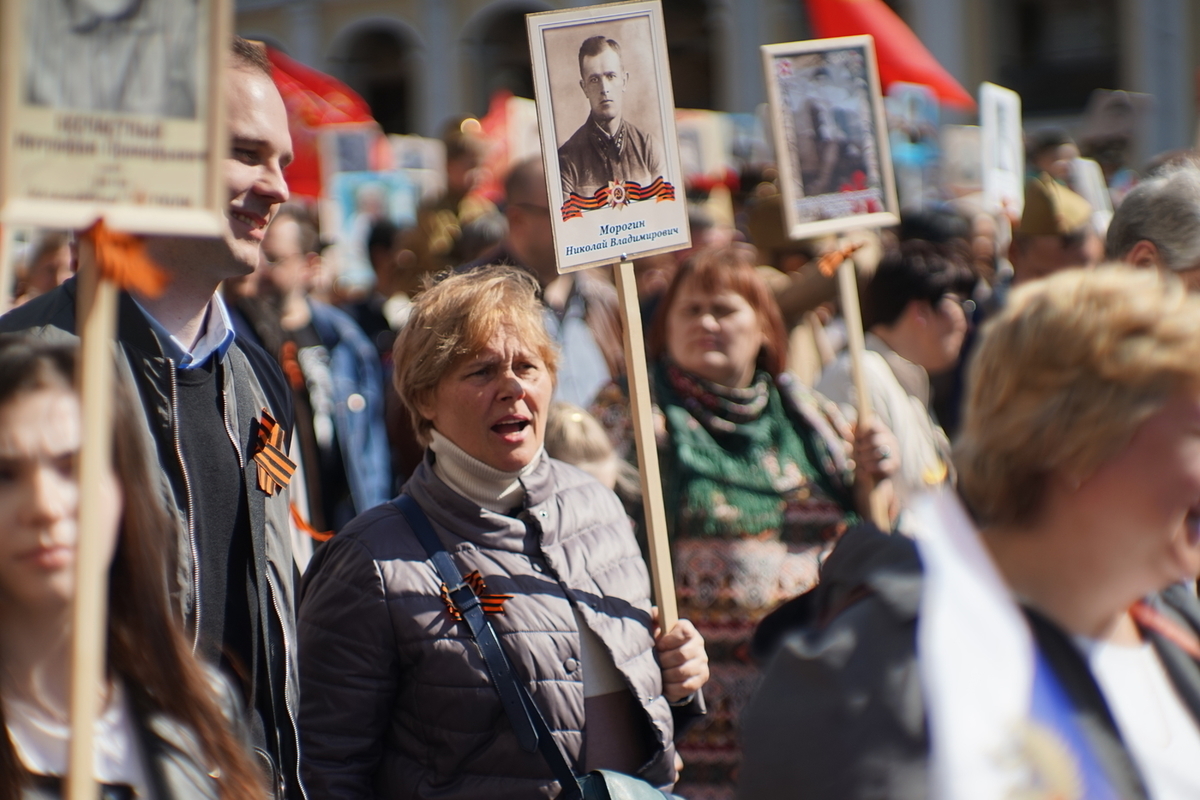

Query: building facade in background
<box><xmin>237</xmin><ymin>0</ymin><xmax>1200</xmax><ymax>166</ymax></box>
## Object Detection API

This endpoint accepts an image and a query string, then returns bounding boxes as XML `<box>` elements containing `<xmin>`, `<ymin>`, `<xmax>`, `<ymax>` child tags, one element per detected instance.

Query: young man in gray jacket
<box><xmin>0</xmin><ymin>39</ymin><xmax>305</xmax><ymax>800</ymax></box>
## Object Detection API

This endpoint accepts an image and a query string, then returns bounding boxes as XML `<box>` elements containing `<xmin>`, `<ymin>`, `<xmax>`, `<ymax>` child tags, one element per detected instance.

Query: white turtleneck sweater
<box><xmin>428</xmin><ymin>430</ymin><xmax>542</xmax><ymax>514</ymax></box>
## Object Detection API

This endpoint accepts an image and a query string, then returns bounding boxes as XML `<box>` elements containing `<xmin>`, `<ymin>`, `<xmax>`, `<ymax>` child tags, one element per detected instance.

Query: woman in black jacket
<box><xmin>0</xmin><ymin>337</ymin><xmax>263</xmax><ymax>800</ymax></box>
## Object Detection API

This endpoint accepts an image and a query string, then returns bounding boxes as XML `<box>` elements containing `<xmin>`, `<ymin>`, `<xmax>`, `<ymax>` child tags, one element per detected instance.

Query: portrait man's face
<box><xmin>579</xmin><ymin>46</ymin><xmax>626</xmax><ymax>124</ymax></box>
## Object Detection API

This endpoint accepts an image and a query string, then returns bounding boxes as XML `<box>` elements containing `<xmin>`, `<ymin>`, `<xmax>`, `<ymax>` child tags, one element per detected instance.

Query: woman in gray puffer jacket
<box><xmin>298</xmin><ymin>267</ymin><xmax>709</xmax><ymax>800</ymax></box>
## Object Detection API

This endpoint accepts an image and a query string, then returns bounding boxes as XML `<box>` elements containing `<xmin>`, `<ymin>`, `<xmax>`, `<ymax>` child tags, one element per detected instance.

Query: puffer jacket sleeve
<box><xmin>298</xmin><ymin>531</ymin><xmax>399</xmax><ymax>799</ymax></box>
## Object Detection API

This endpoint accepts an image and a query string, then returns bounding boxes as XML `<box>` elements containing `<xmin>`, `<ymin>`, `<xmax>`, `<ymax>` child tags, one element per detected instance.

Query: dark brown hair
<box><xmin>647</xmin><ymin>246</ymin><xmax>790</xmax><ymax>378</ymax></box>
<box><xmin>0</xmin><ymin>336</ymin><xmax>263</xmax><ymax>800</ymax></box>
<box><xmin>231</xmin><ymin>36</ymin><xmax>272</xmax><ymax>77</ymax></box>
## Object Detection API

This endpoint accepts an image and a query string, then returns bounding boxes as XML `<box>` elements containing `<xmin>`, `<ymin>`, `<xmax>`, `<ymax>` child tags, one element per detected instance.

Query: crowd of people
<box><xmin>3</xmin><ymin>32</ymin><xmax>1200</xmax><ymax>800</ymax></box>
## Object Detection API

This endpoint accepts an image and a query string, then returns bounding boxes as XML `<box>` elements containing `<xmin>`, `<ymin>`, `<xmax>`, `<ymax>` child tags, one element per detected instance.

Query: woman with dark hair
<box><xmin>592</xmin><ymin>245</ymin><xmax>897</xmax><ymax>798</ymax></box>
<box><xmin>818</xmin><ymin>240</ymin><xmax>975</xmax><ymax>503</ymax></box>
<box><xmin>0</xmin><ymin>335</ymin><xmax>263</xmax><ymax>799</ymax></box>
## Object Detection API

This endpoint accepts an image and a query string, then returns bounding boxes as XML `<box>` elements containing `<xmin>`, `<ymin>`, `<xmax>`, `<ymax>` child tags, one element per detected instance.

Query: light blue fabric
<box><xmin>544</xmin><ymin>287</ymin><xmax>610</xmax><ymax>408</ymax></box>
<box><xmin>133</xmin><ymin>292</ymin><xmax>235</xmax><ymax>369</ymax></box>
<box><xmin>308</xmin><ymin>300</ymin><xmax>393</xmax><ymax>514</ymax></box>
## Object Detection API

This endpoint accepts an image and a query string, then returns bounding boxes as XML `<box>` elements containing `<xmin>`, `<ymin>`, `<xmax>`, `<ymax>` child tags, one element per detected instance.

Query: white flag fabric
<box><xmin>911</xmin><ymin>489</ymin><xmax>1034</xmax><ymax>800</ymax></box>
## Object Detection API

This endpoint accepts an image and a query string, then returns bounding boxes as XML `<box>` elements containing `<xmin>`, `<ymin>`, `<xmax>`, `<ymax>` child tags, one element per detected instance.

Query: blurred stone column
<box><xmin>1122</xmin><ymin>0</ymin><xmax>1190</xmax><ymax>161</ymax></box>
<box><xmin>422</xmin><ymin>0</ymin><xmax>459</xmax><ymax>137</ymax></box>
<box><xmin>287</xmin><ymin>0</ymin><xmax>320</xmax><ymax>67</ymax></box>
<box><xmin>711</xmin><ymin>0</ymin><xmax>767</xmax><ymax>113</ymax></box>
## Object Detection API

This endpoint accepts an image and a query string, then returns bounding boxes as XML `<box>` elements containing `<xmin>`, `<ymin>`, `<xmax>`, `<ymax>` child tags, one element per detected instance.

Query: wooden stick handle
<box><xmin>837</xmin><ymin>259</ymin><xmax>890</xmax><ymax>530</ymax></box>
<box><xmin>0</xmin><ymin>224</ymin><xmax>14</xmax><ymax>314</ymax></box>
<box><xmin>613</xmin><ymin>260</ymin><xmax>678</xmax><ymax>631</ymax></box>
<box><xmin>66</xmin><ymin>239</ymin><xmax>119</xmax><ymax>800</ymax></box>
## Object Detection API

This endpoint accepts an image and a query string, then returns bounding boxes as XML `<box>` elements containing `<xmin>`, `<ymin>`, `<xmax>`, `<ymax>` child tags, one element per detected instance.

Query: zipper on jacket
<box><xmin>266</xmin><ymin>568</ymin><xmax>309</xmax><ymax>800</ymax></box>
<box><xmin>167</xmin><ymin>360</ymin><xmax>203</xmax><ymax>653</ymax></box>
<box><xmin>220</xmin><ymin>385</ymin><xmax>245</xmax><ymax>468</ymax></box>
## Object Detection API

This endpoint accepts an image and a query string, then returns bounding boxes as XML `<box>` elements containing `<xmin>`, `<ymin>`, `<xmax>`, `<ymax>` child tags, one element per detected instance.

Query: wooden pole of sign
<box><xmin>836</xmin><ymin>257</ymin><xmax>890</xmax><ymax>530</ymax></box>
<box><xmin>65</xmin><ymin>237</ymin><xmax>119</xmax><ymax>800</ymax></box>
<box><xmin>613</xmin><ymin>260</ymin><xmax>678</xmax><ymax>632</ymax></box>
<box><xmin>0</xmin><ymin>223</ymin><xmax>13</xmax><ymax>313</ymax></box>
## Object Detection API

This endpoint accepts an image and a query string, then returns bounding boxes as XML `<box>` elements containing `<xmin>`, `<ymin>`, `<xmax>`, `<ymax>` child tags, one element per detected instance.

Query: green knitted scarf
<box><xmin>656</xmin><ymin>362</ymin><xmax>854</xmax><ymax>544</ymax></box>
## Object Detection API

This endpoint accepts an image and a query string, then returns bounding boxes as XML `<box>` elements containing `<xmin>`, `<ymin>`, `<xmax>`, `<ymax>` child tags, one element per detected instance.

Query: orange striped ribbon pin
<box><xmin>1130</xmin><ymin>600</ymin><xmax>1200</xmax><ymax>661</ymax></box>
<box><xmin>441</xmin><ymin>571</ymin><xmax>512</xmax><ymax>620</ymax></box>
<box><xmin>253</xmin><ymin>409</ymin><xmax>296</xmax><ymax>495</ymax></box>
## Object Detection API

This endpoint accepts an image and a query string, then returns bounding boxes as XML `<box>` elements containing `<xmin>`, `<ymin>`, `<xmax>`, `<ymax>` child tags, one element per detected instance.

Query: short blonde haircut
<box><xmin>392</xmin><ymin>266</ymin><xmax>559</xmax><ymax>444</ymax></box>
<box><xmin>957</xmin><ymin>266</ymin><xmax>1200</xmax><ymax>527</ymax></box>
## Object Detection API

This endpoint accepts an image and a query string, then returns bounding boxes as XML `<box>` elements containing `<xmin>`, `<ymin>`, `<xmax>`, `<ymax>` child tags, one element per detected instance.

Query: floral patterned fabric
<box><xmin>592</xmin><ymin>364</ymin><xmax>860</xmax><ymax>800</ymax></box>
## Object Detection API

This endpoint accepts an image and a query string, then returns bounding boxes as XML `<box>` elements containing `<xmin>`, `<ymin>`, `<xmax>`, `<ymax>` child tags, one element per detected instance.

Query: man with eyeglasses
<box><xmin>228</xmin><ymin>206</ymin><xmax>391</xmax><ymax>545</ymax></box>
<box><xmin>463</xmin><ymin>157</ymin><xmax>623</xmax><ymax>407</ymax></box>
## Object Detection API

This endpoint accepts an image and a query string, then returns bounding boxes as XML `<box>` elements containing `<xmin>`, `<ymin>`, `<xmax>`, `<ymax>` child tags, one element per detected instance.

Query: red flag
<box><xmin>804</xmin><ymin>0</ymin><xmax>976</xmax><ymax>111</ymax></box>
<box><xmin>267</xmin><ymin>48</ymin><xmax>378</xmax><ymax>198</ymax></box>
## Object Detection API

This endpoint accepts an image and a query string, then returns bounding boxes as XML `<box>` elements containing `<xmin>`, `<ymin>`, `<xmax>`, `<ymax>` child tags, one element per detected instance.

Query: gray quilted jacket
<box><xmin>297</xmin><ymin>451</ymin><xmax>678</xmax><ymax>799</ymax></box>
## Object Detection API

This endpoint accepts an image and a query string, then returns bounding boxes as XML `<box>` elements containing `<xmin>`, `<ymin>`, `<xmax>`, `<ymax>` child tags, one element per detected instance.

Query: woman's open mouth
<box><xmin>492</xmin><ymin>417</ymin><xmax>531</xmax><ymax>437</ymax></box>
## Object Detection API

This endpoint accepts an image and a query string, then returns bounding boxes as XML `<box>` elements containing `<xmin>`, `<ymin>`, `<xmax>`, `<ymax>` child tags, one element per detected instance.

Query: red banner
<box><xmin>267</xmin><ymin>48</ymin><xmax>377</xmax><ymax>198</ymax></box>
<box><xmin>805</xmin><ymin>0</ymin><xmax>976</xmax><ymax>111</ymax></box>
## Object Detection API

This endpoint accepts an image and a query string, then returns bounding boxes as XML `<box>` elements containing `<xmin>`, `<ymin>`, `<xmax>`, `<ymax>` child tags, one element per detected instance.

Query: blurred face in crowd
<box><xmin>666</xmin><ymin>276</ymin><xmax>765</xmax><ymax>388</ymax></box>
<box><xmin>0</xmin><ymin>386</ymin><xmax>120</xmax><ymax>616</ymax></box>
<box><xmin>920</xmin><ymin>294</ymin><xmax>970</xmax><ymax>374</ymax></box>
<box><xmin>1035</xmin><ymin>142</ymin><xmax>1079</xmax><ymax>183</ymax></box>
<box><xmin>1069</xmin><ymin>387</ymin><xmax>1200</xmax><ymax>593</ymax></box>
<box><xmin>258</xmin><ymin>216</ymin><xmax>313</xmax><ymax>299</ymax></box>
<box><xmin>1010</xmin><ymin>228</ymin><xmax>1102</xmax><ymax>285</ymax></box>
<box><xmin>580</xmin><ymin>46</ymin><xmax>626</xmax><ymax>128</ymax></box>
<box><xmin>26</xmin><ymin>242</ymin><xmax>73</xmax><ymax>297</ymax></box>
<box><xmin>418</xmin><ymin>325</ymin><xmax>554</xmax><ymax>472</ymax></box>
<box><xmin>222</xmin><ymin>65</ymin><xmax>293</xmax><ymax>275</ymax></box>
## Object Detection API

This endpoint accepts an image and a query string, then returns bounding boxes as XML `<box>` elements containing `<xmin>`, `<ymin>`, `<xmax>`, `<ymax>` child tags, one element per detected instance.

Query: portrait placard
<box><xmin>0</xmin><ymin>0</ymin><xmax>231</xmax><ymax>236</ymax></box>
<box><xmin>527</xmin><ymin>0</ymin><xmax>690</xmax><ymax>273</ymax></box>
<box><xmin>980</xmin><ymin>82</ymin><xmax>1024</xmax><ymax>217</ymax></box>
<box><xmin>762</xmin><ymin>36</ymin><xmax>899</xmax><ymax>239</ymax></box>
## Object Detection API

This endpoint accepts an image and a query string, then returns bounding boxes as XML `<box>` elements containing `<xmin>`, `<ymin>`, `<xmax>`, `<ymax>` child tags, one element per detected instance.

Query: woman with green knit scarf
<box><xmin>592</xmin><ymin>245</ymin><xmax>898</xmax><ymax>800</ymax></box>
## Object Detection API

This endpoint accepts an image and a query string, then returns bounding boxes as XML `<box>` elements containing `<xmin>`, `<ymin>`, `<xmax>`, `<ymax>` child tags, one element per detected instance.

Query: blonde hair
<box><xmin>957</xmin><ymin>266</ymin><xmax>1200</xmax><ymax>527</ymax></box>
<box><xmin>392</xmin><ymin>267</ymin><xmax>559</xmax><ymax>444</ymax></box>
<box><xmin>545</xmin><ymin>402</ymin><xmax>639</xmax><ymax>497</ymax></box>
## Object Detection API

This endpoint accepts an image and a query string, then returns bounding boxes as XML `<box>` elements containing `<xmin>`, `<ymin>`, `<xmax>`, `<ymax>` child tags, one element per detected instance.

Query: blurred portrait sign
<box><xmin>980</xmin><ymin>82</ymin><xmax>1024</xmax><ymax>218</ymax></box>
<box><xmin>762</xmin><ymin>36</ymin><xmax>899</xmax><ymax>240</ymax></box>
<box><xmin>0</xmin><ymin>0</ymin><xmax>229</xmax><ymax>235</ymax></box>
<box><xmin>527</xmin><ymin>0</ymin><xmax>690</xmax><ymax>273</ymax></box>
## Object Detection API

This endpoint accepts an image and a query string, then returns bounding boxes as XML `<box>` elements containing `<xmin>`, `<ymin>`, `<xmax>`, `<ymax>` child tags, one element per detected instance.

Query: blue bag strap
<box><xmin>391</xmin><ymin>495</ymin><xmax>586</xmax><ymax>797</ymax></box>
<box><xmin>393</xmin><ymin>495</ymin><xmax>588</xmax><ymax>800</ymax></box>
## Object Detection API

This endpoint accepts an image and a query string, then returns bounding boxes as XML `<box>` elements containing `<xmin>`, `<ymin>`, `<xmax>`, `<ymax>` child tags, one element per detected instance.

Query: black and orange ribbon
<box><xmin>81</xmin><ymin>219</ymin><xmax>169</xmax><ymax>297</ymax></box>
<box><xmin>816</xmin><ymin>240</ymin><xmax>866</xmax><ymax>278</ymax></box>
<box><xmin>1130</xmin><ymin>600</ymin><xmax>1200</xmax><ymax>661</ymax></box>
<box><xmin>290</xmin><ymin>503</ymin><xmax>333</xmax><ymax>542</ymax></box>
<box><xmin>440</xmin><ymin>570</ymin><xmax>512</xmax><ymax>620</ymax></box>
<box><xmin>561</xmin><ymin>177</ymin><xmax>676</xmax><ymax>221</ymax></box>
<box><xmin>253</xmin><ymin>409</ymin><xmax>296</xmax><ymax>495</ymax></box>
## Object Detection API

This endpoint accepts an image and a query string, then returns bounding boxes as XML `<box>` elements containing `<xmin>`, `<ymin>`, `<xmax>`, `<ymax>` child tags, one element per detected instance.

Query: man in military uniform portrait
<box><xmin>558</xmin><ymin>35</ymin><xmax>663</xmax><ymax>207</ymax></box>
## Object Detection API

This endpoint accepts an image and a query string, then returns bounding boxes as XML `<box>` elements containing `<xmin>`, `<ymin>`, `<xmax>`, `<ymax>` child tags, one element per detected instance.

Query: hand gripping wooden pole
<box><xmin>835</xmin><ymin>257</ymin><xmax>890</xmax><ymax>530</ymax></box>
<box><xmin>613</xmin><ymin>260</ymin><xmax>678</xmax><ymax>632</ymax></box>
<box><xmin>66</xmin><ymin>235</ymin><xmax>118</xmax><ymax>800</ymax></box>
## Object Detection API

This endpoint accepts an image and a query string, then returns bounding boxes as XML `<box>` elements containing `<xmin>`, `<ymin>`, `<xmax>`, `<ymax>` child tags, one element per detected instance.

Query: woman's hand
<box><xmin>652</xmin><ymin>609</ymin><xmax>709</xmax><ymax>703</ymax></box>
<box><xmin>851</xmin><ymin>417</ymin><xmax>900</xmax><ymax>482</ymax></box>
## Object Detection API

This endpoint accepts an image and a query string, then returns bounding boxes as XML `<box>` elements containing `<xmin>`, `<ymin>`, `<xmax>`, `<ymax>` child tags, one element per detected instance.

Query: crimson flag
<box><xmin>805</xmin><ymin>0</ymin><xmax>976</xmax><ymax>110</ymax></box>
<box><xmin>267</xmin><ymin>48</ymin><xmax>377</xmax><ymax>198</ymax></box>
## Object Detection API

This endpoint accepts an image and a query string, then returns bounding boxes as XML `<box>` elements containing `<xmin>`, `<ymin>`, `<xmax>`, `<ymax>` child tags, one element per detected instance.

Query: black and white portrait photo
<box><xmin>762</xmin><ymin>36</ymin><xmax>899</xmax><ymax>239</ymax></box>
<box><xmin>529</xmin><ymin>1</ymin><xmax>689</xmax><ymax>273</ymax></box>
<box><xmin>24</xmin><ymin>0</ymin><xmax>202</xmax><ymax>118</ymax></box>
<box><xmin>556</xmin><ymin>33</ymin><xmax>664</xmax><ymax>209</ymax></box>
<box><xmin>2</xmin><ymin>0</ymin><xmax>227</xmax><ymax>235</ymax></box>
